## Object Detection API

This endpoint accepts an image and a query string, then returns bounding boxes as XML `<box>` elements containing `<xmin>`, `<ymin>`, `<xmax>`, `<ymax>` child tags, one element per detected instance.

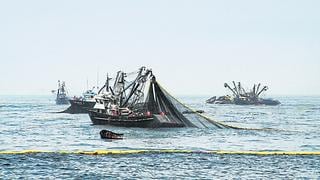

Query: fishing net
<box><xmin>145</xmin><ymin>78</ymin><xmax>237</xmax><ymax>129</ymax></box>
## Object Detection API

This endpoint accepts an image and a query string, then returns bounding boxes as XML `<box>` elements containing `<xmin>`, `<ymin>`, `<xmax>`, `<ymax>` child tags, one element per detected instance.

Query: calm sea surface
<box><xmin>1</xmin><ymin>95</ymin><xmax>320</xmax><ymax>179</ymax></box>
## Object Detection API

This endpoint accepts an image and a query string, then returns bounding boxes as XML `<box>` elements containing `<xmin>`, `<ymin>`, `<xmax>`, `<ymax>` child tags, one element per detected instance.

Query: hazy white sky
<box><xmin>0</xmin><ymin>0</ymin><xmax>319</xmax><ymax>96</ymax></box>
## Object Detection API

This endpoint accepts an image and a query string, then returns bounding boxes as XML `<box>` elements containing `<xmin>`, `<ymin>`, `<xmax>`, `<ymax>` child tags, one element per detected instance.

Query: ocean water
<box><xmin>0</xmin><ymin>95</ymin><xmax>320</xmax><ymax>179</ymax></box>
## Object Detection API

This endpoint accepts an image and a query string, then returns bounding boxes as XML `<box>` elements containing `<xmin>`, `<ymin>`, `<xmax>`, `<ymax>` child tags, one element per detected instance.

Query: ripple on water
<box><xmin>1</xmin><ymin>96</ymin><xmax>320</xmax><ymax>178</ymax></box>
<box><xmin>0</xmin><ymin>153</ymin><xmax>320</xmax><ymax>179</ymax></box>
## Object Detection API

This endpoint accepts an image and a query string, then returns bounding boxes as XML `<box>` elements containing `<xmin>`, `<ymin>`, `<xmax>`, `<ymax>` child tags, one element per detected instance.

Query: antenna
<box><xmin>97</xmin><ymin>69</ymin><xmax>99</xmax><ymax>90</ymax></box>
<box><xmin>106</xmin><ymin>73</ymin><xmax>110</xmax><ymax>92</ymax></box>
<box><xmin>86</xmin><ymin>77</ymin><xmax>89</xmax><ymax>90</ymax></box>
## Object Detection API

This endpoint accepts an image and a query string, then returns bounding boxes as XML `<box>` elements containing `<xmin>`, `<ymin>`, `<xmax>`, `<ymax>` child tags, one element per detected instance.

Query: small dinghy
<box><xmin>100</xmin><ymin>130</ymin><xmax>124</xmax><ymax>139</ymax></box>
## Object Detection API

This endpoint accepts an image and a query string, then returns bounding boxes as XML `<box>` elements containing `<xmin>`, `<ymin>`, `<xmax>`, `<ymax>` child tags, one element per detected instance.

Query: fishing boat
<box><xmin>88</xmin><ymin>67</ymin><xmax>229</xmax><ymax>128</ymax></box>
<box><xmin>206</xmin><ymin>81</ymin><xmax>280</xmax><ymax>105</ymax></box>
<box><xmin>61</xmin><ymin>76</ymin><xmax>102</xmax><ymax>113</ymax></box>
<box><xmin>55</xmin><ymin>80</ymin><xmax>69</xmax><ymax>105</ymax></box>
<box><xmin>61</xmin><ymin>89</ymin><xmax>97</xmax><ymax>114</ymax></box>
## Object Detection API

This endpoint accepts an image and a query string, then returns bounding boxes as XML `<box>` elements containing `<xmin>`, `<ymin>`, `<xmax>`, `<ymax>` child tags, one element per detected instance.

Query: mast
<box><xmin>122</xmin><ymin>68</ymin><xmax>150</xmax><ymax>107</ymax></box>
<box><xmin>86</xmin><ymin>78</ymin><xmax>89</xmax><ymax>90</ymax></box>
<box><xmin>118</xmin><ymin>72</ymin><xmax>125</xmax><ymax>106</ymax></box>
<box><xmin>238</xmin><ymin>82</ymin><xmax>242</xmax><ymax>95</ymax></box>
<box><xmin>224</xmin><ymin>83</ymin><xmax>237</xmax><ymax>96</ymax></box>
<box><xmin>113</xmin><ymin>71</ymin><xmax>120</xmax><ymax>91</ymax></box>
<box><xmin>257</xmin><ymin>86</ymin><xmax>268</xmax><ymax>97</ymax></box>
<box><xmin>57</xmin><ymin>80</ymin><xmax>60</xmax><ymax>98</ymax></box>
<box><xmin>255</xmin><ymin>83</ymin><xmax>261</xmax><ymax>97</ymax></box>
<box><xmin>106</xmin><ymin>73</ymin><xmax>110</xmax><ymax>92</ymax></box>
<box><xmin>97</xmin><ymin>70</ymin><xmax>99</xmax><ymax>90</ymax></box>
<box><xmin>232</xmin><ymin>81</ymin><xmax>239</xmax><ymax>97</ymax></box>
<box><xmin>98</xmin><ymin>73</ymin><xmax>113</xmax><ymax>94</ymax></box>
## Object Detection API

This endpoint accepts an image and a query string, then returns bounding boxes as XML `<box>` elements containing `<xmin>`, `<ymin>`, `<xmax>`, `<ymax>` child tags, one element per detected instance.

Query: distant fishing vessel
<box><xmin>55</xmin><ymin>80</ymin><xmax>69</xmax><ymax>105</ymax></box>
<box><xmin>206</xmin><ymin>81</ymin><xmax>280</xmax><ymax>105</ymax></box>
<box><xmin>88</xmin><ymin>67</ymin><xmax>232</xmax><ymax>129</ymax></box>
<box><xmin>62</xmin><ymin>75</ymin><xmax>100</xmax><ymax>114</ymax></box>
<box><xmin>62</xmin><ymin>89</ymin><xmax>97</xmax><ymax>114</ymax></box>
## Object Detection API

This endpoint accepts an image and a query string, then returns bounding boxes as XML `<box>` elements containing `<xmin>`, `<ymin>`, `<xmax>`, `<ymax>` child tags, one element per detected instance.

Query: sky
<box><xmin>0</xmin><ymin>0</ymin><xmax>319</xmax><ymax>96</ymax></box>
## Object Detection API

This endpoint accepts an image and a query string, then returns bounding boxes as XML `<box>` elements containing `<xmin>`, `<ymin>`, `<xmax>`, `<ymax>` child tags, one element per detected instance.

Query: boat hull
<box><xmin>89</xmin><ymin>110</ymin><xmax>154</xmax><ymax>127</ymax></box>
<box><xmin>62</xmin><ymin>99</ymin><xmax>96</xmax><ymax>114</ymax></box>
<box><xmin>88</xmin><ymin>110</ymin><xmax>185</xmax><ymax>128</ymax></box>
<box><xmin>259</xmin><ymin>99</ymin><xmax>281</xmax><ymax>106</ymax></box>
